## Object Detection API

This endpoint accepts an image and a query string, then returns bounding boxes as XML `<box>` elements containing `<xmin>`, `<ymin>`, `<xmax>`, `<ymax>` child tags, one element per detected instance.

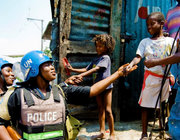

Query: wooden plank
<box><xmin>68</xmin><ymin>41</ymin><xmax>96</xmax><ymax>54</ymax></box>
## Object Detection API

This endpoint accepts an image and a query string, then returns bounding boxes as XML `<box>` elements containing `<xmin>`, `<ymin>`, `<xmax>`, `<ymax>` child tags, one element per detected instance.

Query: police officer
<box><xmin>7</xmin><ymin>50</ymin><xmax>137</xmax><ymax>140</ymax></box>
<box><xmin>0</xmin><ymin>58</ymin><xmax>15</xmax><ymax>140</ymax></box>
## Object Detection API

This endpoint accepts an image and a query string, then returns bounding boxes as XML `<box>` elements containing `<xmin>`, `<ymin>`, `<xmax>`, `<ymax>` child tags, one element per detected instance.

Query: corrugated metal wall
<box><xmin>120</xmin><ymin>0</ymin><xmax>177</xmax><ymax>120</ymax></box>
<box><xmin>69</xmin><ymin>0</ymin><xmax>111</xmax><ymax>41</ymax></box>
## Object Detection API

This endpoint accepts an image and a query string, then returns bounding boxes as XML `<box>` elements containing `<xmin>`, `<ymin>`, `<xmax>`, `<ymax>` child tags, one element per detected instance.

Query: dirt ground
<box><xmin>76</xmin><ymin>120</ymin><xmax>171</xmax><ymax>140</ymax></box>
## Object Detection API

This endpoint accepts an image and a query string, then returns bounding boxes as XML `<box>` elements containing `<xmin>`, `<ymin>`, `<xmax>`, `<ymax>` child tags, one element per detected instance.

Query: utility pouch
<box><xmin>65</xmin><ymin>114</ymin><xmax>83</xmax><ymax>140</ymax></box>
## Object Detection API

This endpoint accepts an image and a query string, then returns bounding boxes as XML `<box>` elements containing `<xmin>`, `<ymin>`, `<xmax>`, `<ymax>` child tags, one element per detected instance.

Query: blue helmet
<box><xmin>20</xmin><ymin>50</ymin><xmax>52</xmax><ymax>82</ymax></box>
<box><xmin>0</xmin><ymin>58</ymin><xmax>13</xmax><ymax>73</ymax></box>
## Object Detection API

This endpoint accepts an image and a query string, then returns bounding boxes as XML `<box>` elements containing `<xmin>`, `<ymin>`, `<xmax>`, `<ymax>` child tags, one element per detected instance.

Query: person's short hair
<box><xmin>146</xmin><ymin>12</ymin><xmax>165</xmax><ymax>23</ymax></box>
<box><xmin>93</xmin><ymin>34</ymin><xmax>116</xmax><ymax>54</ymax></box>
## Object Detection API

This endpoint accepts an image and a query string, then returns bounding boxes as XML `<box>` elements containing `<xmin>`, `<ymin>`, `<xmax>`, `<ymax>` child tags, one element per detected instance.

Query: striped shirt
<box><xmin>164</xmin><ymin>4</ymin><xmax>180</xmax><ymax>38</ymax></box>
<box><xmin>164</xmin><ymin>4</ymin><xmax>180</xmax><ymax>89</ymax></box>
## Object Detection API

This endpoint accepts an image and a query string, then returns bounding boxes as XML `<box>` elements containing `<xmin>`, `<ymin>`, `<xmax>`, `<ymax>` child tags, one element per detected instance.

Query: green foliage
<box><xmin>43</xmin><ymin>47</ymin><xmax>52</xmax><ymax>58</ymax></box>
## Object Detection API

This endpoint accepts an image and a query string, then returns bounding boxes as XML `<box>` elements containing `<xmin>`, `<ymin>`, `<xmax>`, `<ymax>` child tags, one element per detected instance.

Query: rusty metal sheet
<box><xmin>69</xmin><ymin>0</ymin><xmax>111</xmax><ymax>41</ymax></box>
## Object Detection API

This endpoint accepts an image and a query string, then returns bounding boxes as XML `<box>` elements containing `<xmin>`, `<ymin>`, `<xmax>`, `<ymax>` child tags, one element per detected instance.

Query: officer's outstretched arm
<box><xmin>89</xmin><ymin>63</ymin><xmax>137</xmax><ymax>97</ymax></box>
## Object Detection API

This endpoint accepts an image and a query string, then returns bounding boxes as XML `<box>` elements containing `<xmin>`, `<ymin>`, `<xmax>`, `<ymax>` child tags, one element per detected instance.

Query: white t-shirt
<box><xmin>136</xmin><ymin>37</ymin><xmax>176</xmax><ymax>75</ymax></box>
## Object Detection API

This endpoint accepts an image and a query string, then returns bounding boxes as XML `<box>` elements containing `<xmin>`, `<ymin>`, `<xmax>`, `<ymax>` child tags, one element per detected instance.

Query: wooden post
<box><xmin>110</xmin><ymin>0</ymin><xmax>122</xmax><ymax>121</ymax></box>
<box><xmin>59</xmin><ymin>0</ymin><xmax>72</xmax><ymax>82</ymax></box>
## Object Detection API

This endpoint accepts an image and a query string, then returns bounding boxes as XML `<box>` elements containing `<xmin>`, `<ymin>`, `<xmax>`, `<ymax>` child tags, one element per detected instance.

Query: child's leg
<box><xmin>97</xmin><ymin>94</ymin><xmax>106</xmax><ymax>134</ymax></box>
<box><xmin>104</xmin><ymin>89</ymin><xmax>115</xmax><ymax>139</ymax></box>
<box><xmin>91</xmin><ymin>94</ymin><xmax>106</xmax><ymax>139</ymax></box>
<box><xmin>141</xmin><ymin>107</ymin><xmax>148</xmax><ymax>137</ymax></box>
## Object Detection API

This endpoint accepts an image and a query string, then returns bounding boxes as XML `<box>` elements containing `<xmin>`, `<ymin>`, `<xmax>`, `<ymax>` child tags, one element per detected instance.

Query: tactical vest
<box><xmin>0</xmin><ymin>86</ymin><xmax>15</xmax><ymax>120</ymax></box>
<box><xmin>19</xmin><ymin>86</ymin><xmax>66</xmax><ymax>140</ymax></box>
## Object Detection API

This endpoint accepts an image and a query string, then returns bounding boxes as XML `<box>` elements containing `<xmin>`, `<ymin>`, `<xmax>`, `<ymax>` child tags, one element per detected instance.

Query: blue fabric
<box><xmin>168</xmin><ymin>63</ymin><xmax>180</xmax><ymax>140</ymax></box>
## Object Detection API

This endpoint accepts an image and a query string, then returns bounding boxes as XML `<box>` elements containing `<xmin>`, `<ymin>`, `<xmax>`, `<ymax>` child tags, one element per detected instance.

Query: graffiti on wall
<box><xmin>134</xmin><ymin>0</ymin><xmax>161</xmax><ymax>23</ymax></box>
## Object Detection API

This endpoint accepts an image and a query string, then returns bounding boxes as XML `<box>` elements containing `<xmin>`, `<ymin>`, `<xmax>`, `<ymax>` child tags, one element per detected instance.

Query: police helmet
<box><xmin>0</xmin><ymin>58</ymin><xmax>13</xmax><ymax>73</ymax></box>
<box><xmin>20</xmin><ymin>50</ymin><xmax>52</xmax><ymax>82</ymax></box>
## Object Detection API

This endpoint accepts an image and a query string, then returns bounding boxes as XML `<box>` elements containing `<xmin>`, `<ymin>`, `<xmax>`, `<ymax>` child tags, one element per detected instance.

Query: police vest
<box><xmin>0</xmin><ymin>86</ymin><xmax>15</xmax><ymax>120</ymax></box>
<box><xmin>19</xmin><ymin>86</ymin><xmax>66</xmax><ymax>140</ymax></box>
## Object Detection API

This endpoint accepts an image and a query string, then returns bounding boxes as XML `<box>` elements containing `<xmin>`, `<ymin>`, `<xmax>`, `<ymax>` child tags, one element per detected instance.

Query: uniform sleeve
<box><xmin>8</xmin><ymin>88</ymin><xmax>22</xmax><ymax>126</ymax></box>
<box><xmin>60</xmin><ymin>84</ymin><xmax>90</xmax><ymax>105</ymax></box>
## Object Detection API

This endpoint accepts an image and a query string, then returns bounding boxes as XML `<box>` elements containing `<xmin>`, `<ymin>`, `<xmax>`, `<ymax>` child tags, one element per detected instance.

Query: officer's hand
<box><xmin>118</xmin><ymin>63</ymin><xmax>137</xmax><ymax>76</ymax></box>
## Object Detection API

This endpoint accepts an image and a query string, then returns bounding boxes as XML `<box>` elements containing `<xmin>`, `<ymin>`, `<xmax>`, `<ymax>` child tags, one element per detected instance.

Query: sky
<box><xmin>0</xmin><ymin>0</ymin><xmax>52</xmax><ymax>56</ymax></box>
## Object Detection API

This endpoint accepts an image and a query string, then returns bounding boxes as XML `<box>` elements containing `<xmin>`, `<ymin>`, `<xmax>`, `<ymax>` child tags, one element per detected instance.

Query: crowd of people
<box><xmin>0</xmin><ymin>50</ymin><xmax>137</xmax><ymax>140</ymax></box>
<box><xmin>0</xmin><ymin>2</ymin><xmax>180</xmax><ymax>140</ymax></box>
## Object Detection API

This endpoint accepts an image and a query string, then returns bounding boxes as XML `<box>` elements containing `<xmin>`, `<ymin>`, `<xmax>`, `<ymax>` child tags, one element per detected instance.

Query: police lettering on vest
<box><xmin>27</xmin><ymin>112</ymin><xmax>58</xmax><ymax>122</ymax></box>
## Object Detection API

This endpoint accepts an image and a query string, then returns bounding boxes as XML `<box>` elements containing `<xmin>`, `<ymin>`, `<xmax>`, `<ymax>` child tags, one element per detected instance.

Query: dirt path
<box><xmin>77</xmin><ymin>120</ymin><xmax>171</xmax><ymax>140</ymax></box>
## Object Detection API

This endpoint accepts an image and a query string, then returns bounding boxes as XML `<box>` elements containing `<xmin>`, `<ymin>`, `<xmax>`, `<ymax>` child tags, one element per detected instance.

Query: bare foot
<box><xmin>91</xmin><ymin>132</ymin><xmax>106</xmax><ymax>140</ymax></box>
<box><xmin>108</xmin><ymin>134</ymin><xmax>115</xmax><ymax>140</ymax></box>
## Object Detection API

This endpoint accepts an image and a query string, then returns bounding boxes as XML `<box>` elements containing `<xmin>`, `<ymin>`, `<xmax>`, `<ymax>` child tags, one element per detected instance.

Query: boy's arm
<box><xmin>79</xmin><ymin>66</ymin><xmax>100</xmax><ymax>77</ymax></box>
<box><xmin>130</xmin><ymin>55</ymin><xmax>142</xmax><ymax>66</ymax></box>
<box><xmin>126</xmin><ymin>55</ymin><xmax>141</xmax><ymax>71</ymax></box>
<box><xmin>65</xmin><ymin>66</ymin><xmax>100</xmax><ymax>84</ymax></box>
<box><xmin>69</xmin><ymin>67</ymin><xmax>87</xmax><ymax>73</ymax></box>
<box><xmin>67</xmin><ymin>63</ymin><xmax>87</xmax><ymax>73</ymax></box>
<box><xmin>144</xmin><ymin>48</ymin><xmax>180</xmax><ymax>68</ymax></box>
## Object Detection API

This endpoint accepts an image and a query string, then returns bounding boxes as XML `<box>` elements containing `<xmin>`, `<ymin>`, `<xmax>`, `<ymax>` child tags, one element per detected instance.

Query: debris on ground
<box><xmin>77</xmin><ymin>120</ymin><xmax>171</xmax><ymax>140</ymax></box>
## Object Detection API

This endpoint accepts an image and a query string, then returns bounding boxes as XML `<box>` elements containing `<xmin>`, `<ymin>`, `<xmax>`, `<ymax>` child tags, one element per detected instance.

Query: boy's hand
<box><xmin>62</xmin><ymin>57</ymin><xmax>71</xmax><ymax>75</ymax></box>
<box><xmin>124</xmin><ymin>65</ymin><xmax>138</xmax><ymax>76</ymax></box>
<box><xmin>73</xmin><ymin>75</ymin><xmax>83</xmax><ymax>84</ymax></box>
<box><xmin>66</xmin><ymin>63</ymin><xmax>73</xmax><ymax>71</ymax></box>
<box><xmin>118</xmin><ymin>63</ymin><xmax>129</xmax><ymax>73</ymax></box>
<box><xmin>65</xmin><ymin>75</ymin><xmax>83</xmax><ymax>85</ymax></box>
<box><xmin>125</xmin><ymin>63</ymin><xmax>133</xmax><ymax>71</ymax></box>
<box><xmin>144</xmin><ymin>59</ymin><xmax>157</xmax><ymax>68</ymax></box>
